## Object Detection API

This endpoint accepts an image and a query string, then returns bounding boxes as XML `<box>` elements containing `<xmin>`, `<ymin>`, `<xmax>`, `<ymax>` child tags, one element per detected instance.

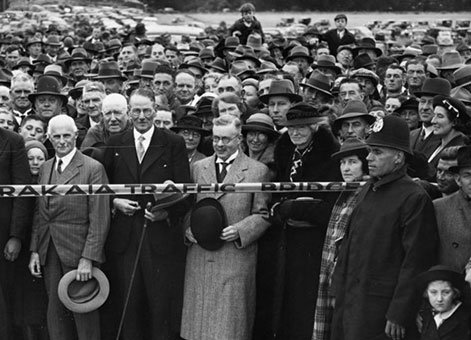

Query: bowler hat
<box><xmin>299</xmin><ymin>70</ymin><xmax>333</xmax><ymax>97</ymax></box>
<box><xmin>353</xmin><ymin>37</ymin><xmax>382</xmax><ymax>57</ymax></box>
<box><xmin>58</xmin><ymin>267</ymin><xmax>110</xmax><ymax>313</ymax></box>
<box><xmin>437</xmin><ymin>51</ymin><xmax>464</xmax><ymax>70</ymax></box>
<box><xmin>416</xmin><ymin>265</ymin><xmax>464</xmax><ymax>293</ymax></box>
<box><xmin>312</xmin><ymin>55</ymin><xmax>342</xmax><ymax>74</ymax></box>
<box><xmin>333</xmin><ymin>100</ymin><xmax>375</xmax><ymax>131</ymax></box>
<box><xmin>28</xmin><ymin>75</ymin><xmax>68</xmax><ymax>105</ymax></box>
<box><xmin>65</xmin><ymin>48</ymin><xmax>92</xmax><ymax>67</ymax></box>
<box><xmin>94</xmin><ymin>61</ymin><xmax>127</xmax><ymax>81</ymax></box>
<box><xmin>259</xmin><ymin>79</ymin><xmax>302</xmax><ymax>104</ymax></box>
<box><xmin>449</xmin><ymin>146</ymin><xmax>471</xmax><ymax>173</ymax></box>
<box><xmin>353</xmin><ymin>53</ymin><xmax>375</xmax><ymax>70</ymax></box>
<box><xmin>283</xmin><ymin>102</ymin><xmax>324</xmax><ymax>127</ymax></box>
<box><xmin>286</xmin><ymin>46</ymin><xmax>313</xmax><ymax>64</ymax></box>
<box><xmin>366</xmin><ymin>115</ymin><xmax>412</xmax><ymax>155</ymax></box>
<box><xmin>415</xmin><ymin>78</ymin><xmax>451</xmax><ymax>98</ymax></box>
<box><xmin>190</xmin><ymin>198</ymin><xmax>227</xmax><ymax>251</ymax></box>
<box><xmin>453</xmin><ymin>65</ymin><xmax>471</xmax><ymax>89</ymax></box>
<box><xmin>242</xmin><ymin>113</ymin><xmax>280</xmax><ymax>140</ymax></box>
<box><xmin>171</xmin><ymin>115</ymin><xmax>210</xmax><ymax>136</ymax></box>
<box><xmin>332</xmin><ymin>137</ymin><xmax>368</xmax><ymax>160</ymax></box>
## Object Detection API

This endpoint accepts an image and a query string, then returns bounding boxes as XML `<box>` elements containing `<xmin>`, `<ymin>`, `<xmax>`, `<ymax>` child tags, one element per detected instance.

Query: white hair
<box><xmin>47</xmin><ymin>114</ymin><xmax>78</xmax><ymax>135</ymax></box>
<box><xmin>102</xmin><ymin>93</ymin><xmax>128</xmax><ymax>113</ymax></box>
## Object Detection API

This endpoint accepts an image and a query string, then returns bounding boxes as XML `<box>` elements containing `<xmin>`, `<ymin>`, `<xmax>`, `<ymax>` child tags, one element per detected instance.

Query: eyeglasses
<box><xmin>180</xmin><ymin>130</ymin><xmax>201</xmax><ymax>138</ymax></box>
<box><xmin>213</xmin><ymin>135</ymin><xmax>239</xmax><ymax>144</ymax></box>
<box><xmin>130</xmin><ymin>108</ymin><xmax>154</xmax><ymax>118</ymax></box>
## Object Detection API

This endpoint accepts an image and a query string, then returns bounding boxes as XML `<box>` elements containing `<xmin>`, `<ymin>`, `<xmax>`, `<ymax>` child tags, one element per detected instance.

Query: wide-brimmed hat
<box><xmin>234</xmin><ymin>46</ymin><xmax>261</xmax><ymax>67</ymax></box>
<box><xmin>138</xmin><ymin>60</ymin><xmax>159</xmax><ymax>79</ymax></box>
<box><xmin>393</xmin><ymin>46</ymin><xmax>423</xmax><ymax>62</ymax></box>
<box><xmin>191</xmin><ymin>198</ymin><xmax>227</xmax><ymax>251</ymax></box>
<box><xmin>449</xmin><ymin>145</ymin><xmax>471</xmax><ymax>173</ymax></box>
<box><xmin>299</xmin><ymin>70</ymin><xmax>333</xmax><ymax>97</ymax></box>
<box><xmin>332</xmin><ymin>137</ymin><xmax>368</xmax><ymax>160</ymax></box>
<box><xmin>229</xmin><ymin>60</ymin><xmax>256</xmax><ymax>79</ymax></box>
<box><xmin>208</xmin><ymin>57</ymin><xmax>227</xmax><ymax>73</ymax></box>
<box><xmin>12</xmin><ymin>57</ymin><xmax>34</xmax><ymax>72</ymax></box>
<box><xmin>247</xmin><ymin>34</ymin><xmax>263</xmax><ymax>52</ymax></box>
<box><xmin>44</xmin><ymin>36</ymin><xmax>62</xmax><ymax>47</ymax></box>
<box><xmin>366</xmin><ymin>115</ymin><xmax>412</xmax><ymax>155</ymax></box>
<box><xmin>283</xmin><ymin>102</ymin><xmax>324</xmax><ymax>127</ymax></box>
<box><xmin>333</xmin><ymin>100</ymin><xmax>376</xmax><ymax>131</ymax></box>
<box><xmin>416</xmin><ymin>265</ymin><xmax>464</xmax><ymax>293</ymax></box>
<box><xmin>353</xmin><ymin>53</ymin><xmax>375</xmax><ymax>70</ymax></box>
<box><xmin>32</xmin><ymin>54</ymin><xmax>52</xmax><ymax>66</ymax></box>
<box><xmin>451</xmin><ymin>86</ymin><xmax>471</xmax><ymax>105</ymax></box>
<box><xmin>432</xmin><ymin>95</ymin><xmax>469</xmax><ymax>125</ymax></box>
<box><xmin>437</xmin><ymin>51</ymin><xmax>464</xmax><ymax>70</ymax></box>
<box><xmin>94</xmin><ymin>61</ymin><xmax>126</xmax><ymax>81</ymax></box>
<box><xmin>421</xmin><ymin>44</ymin><xmax>439</xmax><ymax>56</ymax></box>
<box><xmin>242</xmin><ymin>113</ymin><xmax>280</xmax><ymax>139</ymax></box>
<box><xmin>353</xmin><ymin>37</ymin><xmax>382</xmax><ymax>57</ymax></box>
<box><xmin>68</xmin><ymin>79</ymin><xmax>90</xmax><ymax>100</ymax></box>
<box><xmin>351</xmin><ymin>68</ymin><xmax>380</xmax><ymax>86</ymax></box>
<box><xmin>28</xmin><ymin>75</ymin><xmax>67</xmax><ymax>105</ymax></box>
<box><xmin>152</xmin><ymin>182</ymin><xmax>189</xmax><ymax>211</ymax></box>
<box><xmin>256</xmin><ymin>61</ymin><xmax>278</xmax><ymax>74</ymax></box>
<box><xmin>259</xmin><ymin>79</ymin><xmax>302</xmax><ymax>104</ymax></box>
<box><xmin>312</xmin><ymin>55</ymin><xmax>342</xmax><ymax>74</ymax></box>
<box><xmin>25</xmin><ymin>36</ymin><xmax>43</xmax><ymax>47</ymax></box>
<box><xmin>44</xmin><ymin>64</ymin><xmax>68</xmax><ymax>86</ymax></box>
<box><xmin>179</xmin><ymin>58</ymin><xmax>208</xmax><ymax>75</ymax></box>
<box><xmin>453</xmin><ymin>65</ymin><xmax>471</xmax><ymax>89</ymax></box>
<box><xmin>415</xmin><ymin>78</ymin><xmax>451</xmax><ymax>97</ymax></box>
<box><xmin>64</xmin><ymin>48</ymin><xmax>92</xmax><ymax>67</ymax></box>
<box><xmin>171</xmin><ymin>115</ymin><xmax>210</xmax><ymax>136</ymax></box>
<box><xmin>58</xmin><ymin>267</ymin><xmax>109</xmax><ymax>313</ymax></box>
<box><xmin>286</xmin><ymin>45</ymin><xmax>313</xmax><ymax>64</ymax></box>
<box><xmin>222</xmin><ymin>37</ymin><xmax>239</xmax><ymax>51</ymax></box>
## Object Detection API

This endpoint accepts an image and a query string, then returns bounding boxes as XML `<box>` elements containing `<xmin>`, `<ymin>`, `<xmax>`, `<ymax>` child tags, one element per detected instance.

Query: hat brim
<box><xmin>171</xmin><ymin>125</ymin><xmax>211</xmax><ymax>136</ymax></box>
<box><xmin>299</xmin><ymin>82</ymin><xmax>333</xmax><ymax>97</ymax></box>
<box><xmin>58</xmin><ymin>268</ymin><xmax>110</xmax><ymax>314</ymax></box>
<box><xmin>235</xmin><ymin>55</ymin><xmax>261</xmax><ymax>67</ymax></box>
<box><xmin>311</xmin><ymin>64</ymin><xmax>342</xmax><ymax>75</ymax></box>
<box><xmin>353</xmin><ymin>47</ymin><xmax>383</xmax><ymax>57</ymax></box>
<box><xmin>366</xmin><ymin>140</ymin><xmax>412</xmax><ymax>155</ymax></box>
<box><xmin>259</xmin><ymin>92</ymin><xmax>302</xmax><ymax>104</ymax></box>
<box><xmin>282</xmin><ymin>117</ymin><xmax>326</xmax><ymax>127</ymax></box>
<box><xmin>93</xmin><ymin>75</ymin><xmax>127</xmax><ymax>81</ymax></box>
<box><xmin>152</xmin><ymin>192</ymin><xmax>189</xmax><ymax>211</ymax></box>
<box><xmin>242</xmin><ymin>124</ymin><xmax>280</xmax><ymax>139</ymax></box>
<box><xmin>286</xmin><ymin>54</ymin><xmax>314</xmax><ymax>64</ymax></box>
<box><xmin>436</xmin><ymin>63</ymin><xmax>464</xmax><ymax>70</ymax></box>
<box><xmin>65</xmin><ymin>57</ymin><xmax>92</xmax><ymax>67</ymax></box>
<box><xmin>28</xmin><ymin>92</ymin><xmax>68</xmax><ymax>105</ymax></box>
<box><xmin>191</xmin><ymin>197</ymin><xmax>227</xmax><ymax>251</ymax></box>
<box><xmin>331</xmin><ymin>145</ymin><xmax>368</xmax><ymax>161</ymax></box>
<box><xmin>333</xmin><ymin>113</ymin><xmax>376</xmax><ymax>131</ymax></box>
<box><xmin>416</xmin><ymin>268</ymin><xmax>464</xmax><ymax>292</ymax></box>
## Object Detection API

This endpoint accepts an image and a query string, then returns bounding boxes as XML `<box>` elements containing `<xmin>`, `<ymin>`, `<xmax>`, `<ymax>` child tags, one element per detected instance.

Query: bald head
<box><xmin>102</xmin><ymin>93</ymin><xmax>129</xmax><ymax>133</ymax></box>
<box><xmin>102</xmin><ymin>93</ymin><xmax>128</xmax><ymax>113</ymax></box>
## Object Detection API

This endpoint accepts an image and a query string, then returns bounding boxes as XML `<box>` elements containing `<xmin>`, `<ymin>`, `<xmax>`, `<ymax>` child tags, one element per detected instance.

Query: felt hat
<box><xmin>332</xmin><ymin>137</ymin><xmax>368</xmax><ymax>160</ymax></box>
<box><xmin>416</xmin><ymin>265</ymin><xmax>464</xmax><ymax>293</ymax></box>
<box><xmin>247</xmin><ymin>34</ymin><xmax>263</xmax><ymax>52</ymax></box>
<box><xmin>192</xmin><ymin>96</ymin><xmax>215</xmax><ymax>116</ymax></box>
<box><xmin>286</xmin><ymin>45</ymin><xmax>313</xmax><ymax>64</ymax></box>
<box><xmin>393</xmin><ymin>46</ymin><xmax>422</xmax><ymax>62</ymax></box>
<box><xmin>242</xmin><ymin>113</ymin><xmax>280</xmax><ymax>140</ymax></box>
<box><xmin>366</xmin><ymin>114</ymin><xmax>412</xmax><ymax>155</ymax></box>
<box><xmin>151</xmin><ymin>183</ymin><xmax>189</xmax><ymax>212</ymax></box>
<box><xmin>334</xmin><ymin>14</ymin><xmax>347</xmax><ymax>21</ymax></box>
<box><xmin>353</xmin><ymin>53</ymin><xmax>375</xmax><ymax>70</ymax></box>
<box><xmin>25</xmin><ymin>36</ymin><xmax>43</xmax><ymax>47</ymax></box>
<box><xmin>229</xmin><ymin>60</ymin><xmax>256</xmax><ymax>79</ymax></box>
<box><xmin>432</xmin><ymin>95</ymin><xmax>469</xmax><ymax>125</ymax></box>
<box><xmin>312</xmin><ymin>55</ymin><xmax>342</xmax><ymax>74</ymax></box>
<box><xmin>437</xmin><ymin>51</ymin><xmax>464</xmax><ymax>70</ymax></box>
<box><xmin>138</xmin><ymin>60</ymin><xmax>159</xmax><ymax>79</ymax></box>
<box><xmin>353</xmin><ymin>37</ymin><xmax>382</xmax><ymax>57</ymax></box>
<box><xmin>351</xmin><ymin>68</ymin><xmax>380</xmax><ymax>86</ymax></box>
<box><xmin>106</xmin><ymin>38</ymin><xmax>122</xmax><ymax>53</ymax></box>
<box><xmin>0</xmin><ymin>68</ymin><xmax>12</xmax><ymax>86</ymax></box>
<box><xmin>44</xmin><ymin>36</ymin><xmax>62</xmax><ymax>47</ymax></box>
<box><xmin>208</xmin><ymin>57</ymin><xmax>227</xmax><ymax>73</ymax></box>
<box><xmin>68</xmin><ymin>79</ymin><xmax>90</xmax><ymax>100</ymax></box>
<box><xmin>44</xmin><ymin>64</ymin><xmax>68</xmax><ymax>86</ymax></box>
<box><xmin>28</xmin><ymin>75</ymin><xmax>67</xmax><ymax>105</ymax></box>
<box><xmin>190</xmin><ymin>198</ymin><xmax>227</xmax><ymax>251</ymax></box>
<box><xmin>299</xmin><ymin>70</ymin><xmax>333</xmax><ymax>97</ymax></box>
<box><xmin>449</xmin><ymin>145</ymin><xmax>471</xmax><ymax>173</ymax></box>
<box><xmin>451</xmin><ymin>86</ymin><xmax>471</xmax><ymax>105</ymax></box>
<box><xmin>395</xmin><ymin>97</ymin><xmax>419</xmax><ymax>113</ymax></box>
<box><xmin>179</xmin><ymin>58</ymin><xmax>208</xmax><ymax>75</ymax></box>
<box><xmin>12</xmin><ymin>57</ymin><xmax>34</xmax><ymax>72</ymax></box>
<box><xmin>234</xmin><ymin>46</ymin><xmax>261</xmax><ymax>67</ymax></box>
<box><xmin>421</xmin><ymin>44</ymin><xmax>439</xmax><ymax>56</ymax></box>
<box><xmin>415</xmin><ymin>78</ymin><xmax>451</xmax><ymax>98</ymax></box>
<box><xmin>58</xmin><ymin>267</ymin><xmax>109</xmax><ymax>313</ymax></box>
<box><xmin>283</xmin><ymin>102</ymin><xmax>324</xmax><ymax>127</ymax></box>
<box><xmin>222</xmin><ymin>37</ymin><xmax>239</xmax><ymax>51</ymax></box>
<box><xmin>453</xmin><ymin>65</ymin><xmax>471</xmax><ymax>89</ymax></box>
<box><xmin>64</xmin><ymin>48</ymin><xmax>92</xmax><ymax>67</ymax></box>
<box><xmin>32</xmin><ymin>54</ymin><xmax>52</xmax><ymax>66</ymax></box>
<box><xmin>171</xmin><ymin>115</ymin><xmax>210</xmax><ymax>136</ymax></box>
<box><xmin>333</xmin><ymin>100</ymin><xmax>376</xmax><ymax>131</ymax></box>
<box><xmin>94</xmin><ymin>61</ymin><xmax>126</xmax><ymax>81</ymax></box>
<box><xmin>259</xmin><ymin>79</ymin><xmax>302</xmax><ymax>104</ymax></box>
<box><xmin>256</xmin><ymin>61</ymin><xmax>278</xmax><ymax>74</ymax></box>
<box><xmin>199</xmin><ymin>48</ymin><xmax>215</xmax><ymax>60</ymax></box>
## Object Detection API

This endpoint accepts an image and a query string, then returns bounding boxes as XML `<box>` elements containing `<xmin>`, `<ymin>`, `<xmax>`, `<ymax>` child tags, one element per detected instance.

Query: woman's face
<box><xmin>246</xmin><ymin>131</ymin><xmax>269</xmax><ymax>154</ymax></box>
<box><xmin>340</xmin><ymin>155</ymin><xmax>364</xmax><ymax>182</ymax></box>
<box><xmin>399</xmin><ymin>109</ymin><xmax>420</xmax><ymax>130</ymax></box>
<box><xmin>426</xmin><ymin>280</ymin><xmax>457</xmax><ymax>313</ymax></box>
<box><xmin>287</xmin><ymin>124</ymin><xmax>314</xmax><ymax>149</ymax></box>
<box><xmin>431</xmin><ymin>106</ymin><xmax>454</xmax><ymax>136</ymax></box>
<box><xmin>27</xmin><ymin>147</ymin><xmax>46</xmax><ymax>176</ymax></box>
<box><xmin>0</xmin><ymin>112</ymin><xmax>15</xmax><ymax>130</ymax></box>
<box><xmin>204</xmin><ymin>77</ymin><xmax>218</xmax><ymax>94</ymax></box>
<box><xmin>177</xmin><ymin>129</ymin><xmax>201</xmax><ymax>152</ymax></box>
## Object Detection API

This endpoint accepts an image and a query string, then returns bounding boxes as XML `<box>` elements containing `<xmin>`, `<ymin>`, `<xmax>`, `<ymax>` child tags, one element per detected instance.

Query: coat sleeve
<box><xmin>385</xmin><ymin>190</ymin><xmax>438</xmax><ymax>325</ymax></box>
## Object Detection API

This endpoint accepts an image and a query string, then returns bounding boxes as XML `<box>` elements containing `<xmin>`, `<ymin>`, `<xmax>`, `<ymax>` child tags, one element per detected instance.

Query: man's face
<box><xmin>268</xmin><ymin>95</ymin><xmax>292</xmax><ymax>127</ymax></box>
<box><xmin>82</xmin><ymin>91</ymin><xmax>103</xmax><ymax>120</ymax></box>
<box><xmin>258</xmin><ymin>79</ymin><xmax>273</xmax><ymax>96</ymax></box>
<box><xmin>406</xmin><ymin>63</ymin><xmax>426</xmax><ymax>89</ymax></box>
<box><xmin>385</xmin><ymin>68</ymin><xmax>404</xmax><ymax>92</ymax></box>
<box><xmin>154</xmin><ymin>110</ymin><xmax>174</xmax><ymax>129</ymax></box>
<box><xmin>302</xmin><ymin>87</ymin><xmax>330</xmax><ymax>109</ymax></box>
<box><xmin>175</xmin><ymin>73</ymin><xmax>196</xmax><ymax>104</ymax></box>
<box><xmin>28</xmin><ymin>43</ymin><xmax>42</xmax><ymax>58</ymax></box>
<box><xmin>19</xmin><ymin>119</ymin><xmax>46</xmax><ymax>142</ymax></box>
<box><xmin>455</xmin><ymin>167</ymin><xmax>471</xmax><ymax>198</ymax></box>
<box><xmin>6</xmin><ymin>50</ymin><xmax>20</xmax><ymax>67</ymax></box>
<box><xmin>339</xmin><ymin>83</ymin><xmax>363</xmax><ymax>107</ymax></box>
<box><xmin>336</xmin><ymin>49</ymin><xmax>352</xmax><ymax>67</ymax></box>
<box><xmin>103</xmin><ymin>103</ymin><xmax>128</xmax><ymax>133</ymax></box>
<box><xmin>11</xmin><ymin>81</ymin><xmax>33</xmax><ymax>110</ymax></box>
<box><xmin>129</xmin><ymin>94</ymin><xmax>155</xmax><ymax>133</ymax></box>
<box><xmin>399</xmin><ymin>109</ymin><xmax>420</xmax><ymax>130</ymax></box>
<box><xmin>436</xmin><ymin>159</ymin><xmax>459</xmax><ymax>194</ymax></box>
<box><xmin>151</xmin><ymin>44</ymin><xmax>165</xmax><ymax>61</ymax></box>
<box><xmin>165</xmin><ymin>49</ymin><xmax>180</xmax><ymax>67</ymax></box>
<box><xmin>340</xmin><ymin>117</ymin><xmax>369</xmax><ymax>140</ymax></box>
<box><xmin>45</xmin><ymin>44</ymin><xmax>60</xmax><ymax>57</ymax></box>
<box><xmin>35</xmin><ymin>95</ymin><xmax>62</xmax><ymax>120</ymax></box>
<box><xmin>218</xmin><ymin>101</ymin><xmax>241</xmax><ymax>118</ymax></box>
<box><xmin>316</xmin><ymin>48</ymin><xmax>330</xmax><ymax>59</ymax></box>
<box><xmin>217</xmin><ymin>77</ymin><xmax>241</xmax><ymax>96</ymax></box>
<box><xmin>354</xmin><ymin>77</ymin><xmax>375</xmax><ymax>96</ymax></box>
<box><xmin>212</xmin><ymin>123</ymin><xmax>241</xmax><ymax>160</ymax></box>
<box><xmin>49</xmin><ymin>123</ymin><xmax>77</xmax><ymax>158</ymax></box>
<box><xmin>0</xmin><ymin>87</ymin><xmax>10</xmax><ymax>108</ymax></box>
<box><xmin>153</xmin><ymin>73</ymin><xmax>174</xmax><ymax>98</ymax></box>
<box><xmin>291</xmin><ymin>57</ymin><xmax>310</xmax><ymax>74</ymax></box>
<box><xmin>70</xmin><ymin>60</ymin><xmax>89</xmax><ymax>78</ymax></box>
<box><xmin>335</xmin><ymin>18</ymin><xmax>347</xmax><ymax>31</ymax></box>
<box><xmin>101</xmin><ymin>78</ymin><xmax>122</xmax><ymax>94</ymax></box>
<box><xmin>366</xmin><ymin>146</ymin><xmax>400</xmax><ymax>178</ymax></box>
<box><xmin>241</xmin><ymin>10</ymin><xmax>254</xmax><ymax>23</ymax></box>
<box><xmin>418</xmin><ymin>95</ymin><xmax>434</xmax><ymax>125</ymax></box>
<box><xmin>119</xmin><ymin>46</ymin><xmax>136</xmax><ymax>63</ymax></box>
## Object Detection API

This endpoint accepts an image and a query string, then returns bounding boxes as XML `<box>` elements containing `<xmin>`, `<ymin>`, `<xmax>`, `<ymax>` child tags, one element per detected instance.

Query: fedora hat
<box><xmin>58</xmin><ymin>267</ymin><xmax>109</xmax><ymax>314</ymax></box>
<box><xmin>44</xmin><ymin>64</ymin><xmax>68</xmax><ymax>86</ymax></box>
<box><xmin>256</xmin><ymin>61</ymin><xmax>278</xmax><ymax>74</ymax></box>
<box><xmin>0</xmin><ymin>68</ymin><xmax>12</xmax><ymax>86</ymax></box>
<box><xmin>208</xmin><ymin>57</ymin><xmax>227</xmax><ymax>73</ymax></box>
<box><xmin>192</xmin><ymin>96</ymin><xmax>215</xmax><ymax>117</ymax></box>
<box><xmin>333</xmin><ymin>100</ymin><xmax>376</xmax><ymax>131</ymax></box>
<box><xmin>223</xmin><ymin>36</ymin><xmax>239</xmax><ymax>51</ymax></box>
<box><xmin>332</xmin><ymin>137</ymin><xmax>368</xmax><ymax>160</ymax></box>
<box><xmin>395</xmin><ymin>97</ymin><xmax>419</xmax><ymax>113</ymax></box>
<box><xmin>247</xmin><ymin>34</ymin><xmax>263</xmax><ymax>52</ymax></box>
<box><xmin>234</xmin><ymin>46</ymin><xmax>261</xmax><ymax>67</ymax></box>
<box><xmin>242</xmin><ymin>113</ymin><xmax>280</xmax><ymax>140</ymax></box>
<box><xmin>179</xmin><ymin>58</ymin><xmax>208</xmax><ymax>75</ymax></box>
<box><xmin>28</xmin><ymin>75</ymin><xmax>68</xmax><ymax>105</ymax></box>
<box><xmin>94</xmin><ymin>61</ymin><xmax>127</xmax><ymax>81</ymax></box>
<box><xmin>286</xmin><ymin>45</ymin><xmax>313</xmax><ymax>64</ymax></box>
<box><xmin>353</xmin><ymin>53</ymin><xmax>375</xmax><ymax>70</ymax></box>
<box><xmin>64</xmin><ymin>48</ymin><xmax>92</xmax><ymax>67</ymax></box>
<box><xmin>68</xmin><ymin>79</ymin><xmax>90</xmax><ymax>100</ymax></box>
<box><xmin>106</xmin><ymin>38</ymin><xmax>122</xmax><ymax>53</ymax></box>
<box><xmin>415</xmin><ymin>78</ymin><xmax>451</xmax><ymax>97</ymax></box>
<box><xmin>449</xmin><ymin>146</ymin><xmax>471</xmax><ymax>173</ymax></box>
<box><xmin>366</xmin><ymin>114</ymin><xmax>412</xmax><ymax>155</ymax></box>
<box><xmin>312</xmin><ymin>55</ymin><xmax>342</xmax><ymax>74</ymax></box>
<box><xmin>199</xmin><ymin>47</ymin><xmax>215</xmax><ymax>60</ymax></box>
<box><xmin>171</xmin><ymin>115</ymin><xmax>210</xmax><ymax>136</ymax></box>
<box><xmin>283</xmin><ymin>102</ymin><xmax>325</xmax><ymax>127</ymax></box>
<box><xmin>230</xmin><ymin>60</ymin><xmax>256</xmax><ymax>79</ymax></box>
<box><xmin>12</xmin><ymin>57</ymin><xmax>34</xmax><ymax>72</ymax></box>
<box><xmin>32</xmin><ymin>54</ymin><xmax>52</xmax><ymax>66</ymax></box>
<box><xmin>259</xmin><ymin>79</ymin><xmax>302</xmax><ymax>104</ymax></box>
<box><xmin>416</xmin><ymin>265</ymin><xmax>464</xmax><ymax>293</ymax></box>
<box><xmin>44</xmin><ymin>36</ymin><xmax>62</xmax><ymax>47</ymax></box>
<box><xmin>190</xmin><ymin>198</ymin><xmax>227</xmax><ymax>251</ymax></box>
<box><xmin>25</xmin><ymin>36</ymin><xmax>43</xmax><ymax>47</ymax></box>
<box><xmin>351</xmin><ymin>68</ymin><xmax>380</xmax><ymax>86</ymax></box>
<box><xmin>421</xmin><ymin>44</ymin><xmax>439</xmax><ymax>56</ymax></box>
<box><xmin>393</xmin><ymin>46</ymin><xmax>422</xmax><ymax>62</ymax></box>
<box><xmin>451</xmin><ymin>86</ymin><xmax>471</xmax><ymax>105</ymax></box>
<box><xmin>437</xmin><ymin>51</ymin><xmax>464</xmax><ymax>70</ymax></box>
<box><xmin>453</xmin><ymin>65</ymin><xmax>471</xmax><ymax>89</ymax></box>
<box><xmin>300</xmin><ymin>70</ymin><xmax>333</xmax><ymax>97</ymax></box>
<box><xmin>138</xmin><ymin>60</ymin><xmax>159</xmax><ymax>79</ymax></box>
<box><xmin>353</xmin><ymin>37</ymin><xmax>382</xmax><ymax>57</ymax></box>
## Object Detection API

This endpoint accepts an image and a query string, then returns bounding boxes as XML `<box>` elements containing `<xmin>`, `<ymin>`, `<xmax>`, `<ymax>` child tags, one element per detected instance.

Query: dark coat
<box><xmin>321</xmin><ymin>28</ymin><xmax>355</xmax><ymax>54</ymax></box>
<box><xmin>410</xmin><ymin>127</ymin><xmax>441</xmax><ymax>160</ymax></box>
<box><xmin>419</xmin><ymin>303</ymin><xmax>471</xmax><ymax>340</ymax></box>
<box><xmin>228</xmin><ymin>17</ymin><xmax>264</xmax><ymax>45</ymax></box>
<box><xmin>75</xmin><ymin>114</ymin><xmax>91</xmax><ymax>148</ymax></box>
<box><xmin>331</xmin><ymin>167</ymin><xmax>438</xmax><ymax>340</ymax></box>
<box><xmin>254</xmin><ymin>127</ymin><xmax>341</xmax><ymax>340</ymax></box>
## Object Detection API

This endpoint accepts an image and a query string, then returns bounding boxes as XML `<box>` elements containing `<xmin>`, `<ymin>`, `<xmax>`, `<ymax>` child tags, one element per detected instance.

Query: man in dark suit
<box><xmin>321</xmin><ymin>14</ymin><xmax>355</xmax><ymax>55</ymax></box>
<box><xmin>29</xmin><ymin>114</ymin><xmax>110</xmax><ymax>340</ymax></box>
<box><xmin>103</xmin><ymin>88</ymin><xmax>191</xmax><ymax>340</ymax></box>
<box><xmin>0</xmin><ymin>128</ymin><xmax>32</xmax><ymax>339</ymax></box>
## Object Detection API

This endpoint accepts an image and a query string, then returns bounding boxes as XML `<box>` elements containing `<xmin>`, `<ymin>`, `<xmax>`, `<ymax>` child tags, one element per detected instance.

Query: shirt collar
<box><xmin>216</xmin><ymin>150</ymin><xmax>239</xmax><ymax>164</ymax></box>
<box><xmin>56</xmin><ymin>147</ymin><xmax>77</xmax><ymax>170</ymax></box>
<box><xmin>434</xmin><ymin>301</ymin><xmax>462</xmax><ymax>327</ymax></box>
<box><xmin>133</xmin><ymin>125</ymin><xmax>155</xmax><ymax>141</ymax></box>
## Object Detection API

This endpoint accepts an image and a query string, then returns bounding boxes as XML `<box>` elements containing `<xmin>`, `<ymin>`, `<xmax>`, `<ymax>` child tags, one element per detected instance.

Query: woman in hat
<box><xmin>416</xmin><ymin>265</ymin><xmax>471</xmax><ymax>339</ymax></box>
<box><xmin>171</xmin><ymin>115</ymin><xmax>210</xmax><ymax>167</ymax></box>
<box><xmin>428</xmin><ymin>95</ymin><xmax>471</xmax><ymax>169</ymax></box>
<box><xmin>242</xmin><ymin>113</ymin><xmax>279</xmax><ymax>180</ymax></box>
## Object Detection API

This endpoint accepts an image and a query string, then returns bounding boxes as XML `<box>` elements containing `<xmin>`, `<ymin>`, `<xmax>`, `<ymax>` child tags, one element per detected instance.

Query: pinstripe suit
<box><xmin>31</xmin><ymin>150</ymin><xmax>110</xmax><ymax>340</ymax></box>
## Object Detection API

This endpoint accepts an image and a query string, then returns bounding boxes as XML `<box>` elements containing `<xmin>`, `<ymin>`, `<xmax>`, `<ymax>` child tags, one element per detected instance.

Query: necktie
<box><xmin>219</xmin><ymin>162</ymin><xmax>230</xmax><ymax>182</ymax></box>
<box><xmin>57</xmin><ymin>159</ymin><xmax>63</xmax><ymax>174</ymax></box>
<box><xmin>137</xmin><ymin>135</ymin><xmax>145</xmax><ymax>163</ymax></box>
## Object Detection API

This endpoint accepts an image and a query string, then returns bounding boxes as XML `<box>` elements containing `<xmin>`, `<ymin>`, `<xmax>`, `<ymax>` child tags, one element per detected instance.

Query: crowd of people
<box><xmin>1</xmin><ymin>2</ymin><xmax>471</xmax><ymax>340</ymax></box>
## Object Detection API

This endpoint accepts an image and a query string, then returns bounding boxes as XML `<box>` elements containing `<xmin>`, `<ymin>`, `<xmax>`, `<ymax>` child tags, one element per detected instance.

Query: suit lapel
<box><xmin>118</xmin><ymin>130</ymin><xmax>139</xmax><ymax>181</ymax></box>
<box><xmin>457</xmin><ymin>192</ymin><xmax>471</xmax><ymax>226</ymax></box>
<box><xmin>58</xmin><ymin>151</ymin><xmax>83</xmax><ymax>184</ymax></box>
<box><xmin>141</xmin><ymin>129</ymin><xmax>165</xmax><ymax>175</ymax></box>
<box><xmin>217</xmin><ymin>151</ymin><xmax>247</xmax><ymax>200</ymax></box>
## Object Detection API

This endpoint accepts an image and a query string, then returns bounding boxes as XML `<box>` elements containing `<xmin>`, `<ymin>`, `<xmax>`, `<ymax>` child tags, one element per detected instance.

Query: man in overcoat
<box><xmin>331</xmin><ymin>115</ymin><xmax>438</xmax><ymax>340</ymax></box>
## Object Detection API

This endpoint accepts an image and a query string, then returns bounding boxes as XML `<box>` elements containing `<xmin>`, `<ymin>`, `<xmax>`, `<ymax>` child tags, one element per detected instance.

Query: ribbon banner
<box><xmin>0</xmin><ymin>182</ymin><xmax>366</xmax><ymax>198</ymax></box>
